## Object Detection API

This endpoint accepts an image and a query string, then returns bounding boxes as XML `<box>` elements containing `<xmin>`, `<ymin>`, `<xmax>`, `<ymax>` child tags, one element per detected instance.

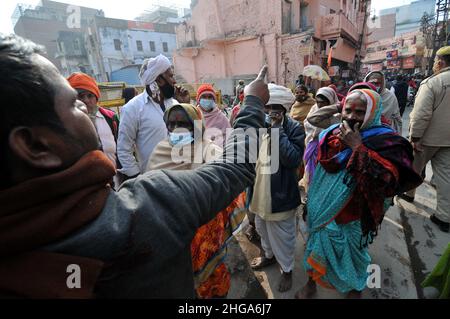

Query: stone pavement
<box><xmin>226</xmin><ymin>106</ymin><xmax>450</xmax><ymax>299</ymax></box>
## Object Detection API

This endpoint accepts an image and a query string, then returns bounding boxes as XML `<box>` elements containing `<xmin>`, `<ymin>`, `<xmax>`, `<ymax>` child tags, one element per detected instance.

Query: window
<box><xmin>149</xmin><ymin>41</ymin><xmax>155</xmax><ymax>52</ymax></box>
<box><xmin>136</xmin><ymin>40</ymin><xmax>143</xmax><ymax>51</ymax></box>
<box><xmin>163</xmin><ymin>42</ymin><xmax>168</xmax><ymax>52</ymax></box>
<box><xmin>114</xmin><ymin>39</ymin><xmax>121</xmax><ymax>51</ymax></box>
<box><xmin>73</xmin><ymin>39</ymin><xmax>80</xmax><ymax>51</ymax></box>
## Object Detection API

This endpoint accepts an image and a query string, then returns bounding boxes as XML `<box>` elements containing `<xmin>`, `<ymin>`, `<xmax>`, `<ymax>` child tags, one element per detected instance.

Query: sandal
<box><xmin>251</xmin><ymin>256</ymin><xmax>276</xmax><ymax>270</ymax></box>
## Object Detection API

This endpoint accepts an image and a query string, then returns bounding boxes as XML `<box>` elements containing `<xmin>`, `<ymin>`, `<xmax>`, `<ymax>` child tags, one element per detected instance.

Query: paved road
<box><xmin>227</xmin><ymin>106</ymin><xmax>450</xmax><ymax>299</ymax></box>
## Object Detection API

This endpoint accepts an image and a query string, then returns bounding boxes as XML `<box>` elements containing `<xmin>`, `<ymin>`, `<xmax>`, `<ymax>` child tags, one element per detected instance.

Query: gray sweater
<box><xmin>43</xmin><ymin>95</ymin><xmax>264</xmax><ymax>298</ymax></box>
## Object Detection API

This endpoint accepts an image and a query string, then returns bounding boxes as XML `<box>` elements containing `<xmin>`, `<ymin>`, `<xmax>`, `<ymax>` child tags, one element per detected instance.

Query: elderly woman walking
<box><xmin>296</xmin><ymin>89</ymin><xmax>421</xmax><ymax>299</ymax></box>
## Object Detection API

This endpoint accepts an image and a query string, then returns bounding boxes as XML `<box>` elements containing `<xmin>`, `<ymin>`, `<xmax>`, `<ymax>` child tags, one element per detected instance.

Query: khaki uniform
<box><xmin>407</xmin><ymin>67</ymin><xmax>450</xmax><ymax>223</ymax></box>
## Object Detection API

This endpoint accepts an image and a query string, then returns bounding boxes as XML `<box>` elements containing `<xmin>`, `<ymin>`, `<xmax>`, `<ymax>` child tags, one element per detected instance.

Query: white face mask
<box><xmin>199</xmin><ymin>98</ymin><xmax>215</xmax><ymax>111</ymax></box>
<box><xmin>168</xmin><ymin>132</ymin><xmax>194</xmax><ymax>146</ymax></box>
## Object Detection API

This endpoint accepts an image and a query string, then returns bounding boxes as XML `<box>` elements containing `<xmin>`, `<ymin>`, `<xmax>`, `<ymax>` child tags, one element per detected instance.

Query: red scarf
<box><xmin>0</xmin><ymin>151</ymin><xmax>115</xmax><ymax>298</ymax></box>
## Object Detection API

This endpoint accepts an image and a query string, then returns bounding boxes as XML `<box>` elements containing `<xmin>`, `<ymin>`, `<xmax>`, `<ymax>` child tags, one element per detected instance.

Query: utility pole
<box><xmin>428</xmin><ymin>0</ymin><xmax>450</xmax><ymax>75</ymax></box>
<box><xmin>355</xmin><ymin>0</ymin><xmax>370</xmax><ymax>79</ymax></box>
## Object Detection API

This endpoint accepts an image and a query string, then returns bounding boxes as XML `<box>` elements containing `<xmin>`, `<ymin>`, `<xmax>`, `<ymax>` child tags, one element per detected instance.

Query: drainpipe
<box><xmin>213</xmin><ymin>0</ymin><xmax>224</xmax><ymax>37</ymax></box>
<box><xmin>221</xmin><ymin>42</ymin><xmax>228</xmax><ymax>78</ymax></box>
<box><xmin>193</xmin><ymin>56</ymin><xmax>198</xmax><ymax>83</ymax></box>
<box><xmin>275</xmin><ymin>34</ymin><xmax>280</xmax><ymax>84</ymax></box>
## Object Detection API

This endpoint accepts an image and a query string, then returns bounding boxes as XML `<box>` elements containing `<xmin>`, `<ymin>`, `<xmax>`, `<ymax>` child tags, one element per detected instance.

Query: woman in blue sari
<box><xmin>296</xmin><ymin>89</ymin><xmax>421</xmax><ymax>298</ymax></box>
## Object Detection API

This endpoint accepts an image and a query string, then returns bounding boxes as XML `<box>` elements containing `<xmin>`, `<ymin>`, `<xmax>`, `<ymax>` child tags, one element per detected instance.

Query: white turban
<box><xmin>140</xmin><ymin>54</ymin><xmax>172</xmax><ymax>86</ymax></box>
<box><xmin>267</xmin><ymin>83</ymin><xmax>295</xmax><ymax>112</ymax></box>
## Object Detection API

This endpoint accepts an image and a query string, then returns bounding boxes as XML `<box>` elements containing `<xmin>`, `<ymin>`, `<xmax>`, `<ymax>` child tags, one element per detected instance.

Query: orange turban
<box><xmin>67</xmin><ymin>73</ymin><xmax>101</xmax><ymax>100</ymax></box>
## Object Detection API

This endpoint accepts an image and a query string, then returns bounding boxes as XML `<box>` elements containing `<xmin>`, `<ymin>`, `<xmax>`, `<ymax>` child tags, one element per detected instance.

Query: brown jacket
<box><xmin>410</xmin><ymin>67</ymin><xmax>450</xmax><ymax>146</ymax></box>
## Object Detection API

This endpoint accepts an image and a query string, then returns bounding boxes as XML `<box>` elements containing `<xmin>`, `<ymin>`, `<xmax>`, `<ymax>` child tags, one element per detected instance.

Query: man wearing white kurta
<box><xmin>117</xmin><ymin>55</ymin><xmax>189</xmax><ymax>180</ymax></box>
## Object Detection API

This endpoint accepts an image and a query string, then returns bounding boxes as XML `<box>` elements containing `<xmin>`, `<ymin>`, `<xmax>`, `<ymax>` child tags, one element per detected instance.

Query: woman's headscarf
<box><xmin>163</xmin><ymin>103</ymin><xmax>205</xmax><ymax>131</ymax></box>
<box><xmin>346</xmin><ymin>89</ymin><xmax>382</xmax><ymax>130</ymax></box>
<box><xmin>147</xmin><ymin>104</ymin><xmax>219</xmax><ymax>172</ymax></box>
<box><xmin>316</xmin><ymin>87</ymin><xmax>338</xmax><ymax>105</ymax></box>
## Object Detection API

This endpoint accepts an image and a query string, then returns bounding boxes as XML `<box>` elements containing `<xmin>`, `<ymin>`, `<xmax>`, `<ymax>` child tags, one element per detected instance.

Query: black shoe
<box><xmin>398</xmin><ymin>193</ymin><xmax>415</xmax><ymax>203</ymax></box>
<box><xmin>430</xmin><ymin>214</ymin><xmax>450</xmax><ymax>233</ymax></box>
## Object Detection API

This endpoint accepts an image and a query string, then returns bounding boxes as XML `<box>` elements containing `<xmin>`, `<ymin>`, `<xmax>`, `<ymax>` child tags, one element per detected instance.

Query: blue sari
<box><xmin>303</xmin><ymin>91</ymin><xmax>393</xmax><ymax>293</ymax></box>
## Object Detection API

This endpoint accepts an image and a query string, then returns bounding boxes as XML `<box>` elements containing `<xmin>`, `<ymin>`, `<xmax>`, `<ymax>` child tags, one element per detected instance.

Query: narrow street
<box><xmin>227</xmin><ymin>106</ymin><xmax>450</xmax><ymax>299</ymax></box>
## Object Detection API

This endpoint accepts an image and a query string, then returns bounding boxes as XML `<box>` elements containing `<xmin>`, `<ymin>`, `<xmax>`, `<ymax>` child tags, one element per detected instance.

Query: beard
<box><xmin>160</xmin><ymin>83</ymin><xmax>175</xmax><ymax>99</ymax></box>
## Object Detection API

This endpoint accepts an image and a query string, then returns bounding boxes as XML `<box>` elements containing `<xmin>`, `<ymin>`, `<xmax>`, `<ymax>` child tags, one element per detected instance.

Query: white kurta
<box><xmin>117</xmin><ymin>91</ymin><xmax>177</xmax><ymax>176</ymax></box>
<box><xmin>95</xmin><ymin>111</ymin><xmax>117</xmax><ymax>168</ymax></box>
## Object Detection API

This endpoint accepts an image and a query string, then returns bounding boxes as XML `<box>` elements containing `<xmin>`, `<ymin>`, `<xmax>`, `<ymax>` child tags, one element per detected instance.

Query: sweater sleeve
<box><xmin>277</xmin><ymin>122</ymin><xmax>305</xmax><ymax>168</ymax></box>
<box><xmin>306</xmin><ymin>104</ymin><xmax>341</xmax><ymax>129</ymax></box>
<box><xmin>409</xmin><ymin>81</ymin><xmax>435</xmax><ymax>140</ymax></box>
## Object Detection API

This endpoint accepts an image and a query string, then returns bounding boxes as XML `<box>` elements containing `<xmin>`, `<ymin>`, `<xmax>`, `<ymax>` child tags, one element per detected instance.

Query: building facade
<box><xmin>12</xmin><ymin>1</ymin><xmax>181</xmax><ymax>81</ymax></box>
<box><xmin>85</xmin><ymin>16</ymin><xmax>178</xmax><ymax>82</ymax></box>
<box><xmin>13</xmin><ymin>0</ymin><xmax>104</xmax><ymax>71</ymax></box>
<box><xmin>362</xmin><ymin>31</ymin><xmax>427</xmax><ymax>76</ymax></box>
<box><xmin>55</xmin><ymin>30</ymin><xmax>92</xmax><ymax>76</ymax></box>
<box><xmin>369</xmin><ymin>0</ymin><xmax>436</xmax><ymax>40</ymax></box>
<box><xmin>174</xmin><ymin>0</ymin><xmax>370</xmax><ymax>95</ymax></box>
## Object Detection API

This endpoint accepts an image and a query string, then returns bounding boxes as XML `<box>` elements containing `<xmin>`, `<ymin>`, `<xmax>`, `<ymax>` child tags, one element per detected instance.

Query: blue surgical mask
<box><xmin>265</xmin><ymin>114</ymin><xmax>272</xmax><ymax>125</ymax></box>
<box><xmin>199</xmin><ymin>98</ymin><xmax>215</xmax><ymax>111</ymax></box>
<box><xmin>168</xmin><ymin>132</ymin><xmax>194</xmax><ymax>146</ymax></box>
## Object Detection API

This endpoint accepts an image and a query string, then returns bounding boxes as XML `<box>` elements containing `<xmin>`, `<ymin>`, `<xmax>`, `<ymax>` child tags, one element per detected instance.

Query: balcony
<box><xmin>315</xmin><ymin>13</ymin><xmax>359</xmax><ymax>44</ymax></box>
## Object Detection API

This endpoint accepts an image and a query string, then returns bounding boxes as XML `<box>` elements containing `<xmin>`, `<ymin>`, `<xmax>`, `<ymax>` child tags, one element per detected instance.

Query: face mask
<box><xmin>265</xmin><ymin>114</ymin><xmax>272</xmax><ymax>125</ymax></box>
<box><xmin>199</xmin><ymin>98</ymin><xmax>215</xmax><ymax>111</ymax></box>
<box><xmin>168</xmin><ymin>132</ymin><xmax>194</xmax><ymax>146</ymax></box>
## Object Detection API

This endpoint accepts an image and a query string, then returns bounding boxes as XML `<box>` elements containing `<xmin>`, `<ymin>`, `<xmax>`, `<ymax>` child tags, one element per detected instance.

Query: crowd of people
<box><xmin>0</xmin><ymin>33</ymin><xmax>449</xmax><ymax>299</ymax></box>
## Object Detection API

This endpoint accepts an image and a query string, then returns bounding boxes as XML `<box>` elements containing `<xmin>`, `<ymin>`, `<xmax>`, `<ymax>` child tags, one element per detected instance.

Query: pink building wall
<box><xmin>174</xmin><ymin>0</ymin><xmax>367</xmax><ymax>94</ymax></box>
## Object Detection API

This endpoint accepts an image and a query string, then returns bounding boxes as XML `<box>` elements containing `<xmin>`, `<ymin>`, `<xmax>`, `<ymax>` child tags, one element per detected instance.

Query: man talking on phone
<box><xmin>117</xmin><ymin>55</ymin><xmax>191</xmax><ymax>184</ymax></box>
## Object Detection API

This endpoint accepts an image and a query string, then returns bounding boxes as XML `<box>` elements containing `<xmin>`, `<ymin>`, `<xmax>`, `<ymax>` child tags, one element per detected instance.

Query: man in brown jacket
<box><xmin>398</xmin><ymin>46</ymin><xmax>450</xmax><ymax>233</ymax></box>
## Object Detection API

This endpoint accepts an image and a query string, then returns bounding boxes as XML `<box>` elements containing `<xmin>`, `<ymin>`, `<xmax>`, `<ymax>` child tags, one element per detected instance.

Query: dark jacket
<box><xmin>270</xmin><ymin>116</ymin><xmax>305</xmax><ymax>213</ymax></box>
<box><xmin>394</xmin><ymin>81</ymin><xmax>409</xmax><ymax>105</ymax></box>
<box><xmin>43</xmin><ymin>95</ymin><xmax>264</xmax><ymax>298</ymax></box>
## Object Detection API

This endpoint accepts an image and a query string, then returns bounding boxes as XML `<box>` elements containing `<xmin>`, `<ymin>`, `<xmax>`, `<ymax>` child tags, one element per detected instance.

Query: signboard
<box><xmin>387</xmin><ymin>59</ymin><xmax>401</xmax><ymax>69</ymax></box>
<box><xmin>371</xmin><ymin>63</ymin><xmax>383</xmax><ymax>71</ymax></box>
<box><xmin>128</xmin><ymin>21</ymin><xmax>155</xmax><ymax>31</ymax></box>
<box><xmin>328</xmin><ymin>66</ymin><xmax>340</xmax><ymax>76</ymax></box>
<box><xmin>402</xmin><ymin>56</ymin><xmax>415</xmax><ymax>69</ymax></box>
<box><xmin>386</xmin><ymin>50</ymin><xmax>398</xmax><ymax>60</ymax></box>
